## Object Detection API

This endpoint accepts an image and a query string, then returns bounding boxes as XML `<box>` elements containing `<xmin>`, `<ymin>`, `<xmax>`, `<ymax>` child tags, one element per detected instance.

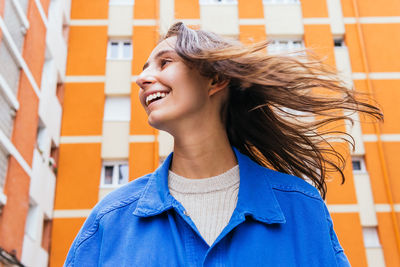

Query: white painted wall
<box><xmin>21</xmin><ymin>234</ymin><xmax>48</xmax><ymax>267</ymax></box>
<box><xmin>200</xmin><ymin>4</ymin><xmax>239</xmax><ymax>36</ymax></box>
<box><xmin>47</xmin><ymin>0</ymin><xmax>68</xmax><ymax>82</ymax></box>
<box><xmin>326</xmin><ymin>0</ymin><xmax>345</xmax><ymax>38</ymax></box>
<box><xmin>159</xmin><ymin>0</ymin><xmax>175</xmax><ymax>35</ymax></box>
<box><xmin>108</xmin><ymin>4</ymin><xmax>134</xmax><ymax>37</ymax></box>
<box><xmin>99</xmin><ymin>188</ymin><xmax>115</xmax><ymax>200</ymax></box>
<box><xmin>30</xmin><ymin>149</ymin><xmax>56</xmax><ymax>218</ymax></box>
<box><xmin>101</xmin><ymin>121</ymin><xmax>130</xmax><ymax>159</ymax></box>
<box><xmin>264</xmin><ymin>3</ymin><xmax>303</xmax><ymax>38</ymax></box>
<box><xmin>334</xmin><ymin>46</ymin><xmax>366</xmax><ymax>155</ymax></box>
<box><xmin>38</xmin><ymin>59</ymin><xmax>62</xmax><ymax>147</ymax></box>
<box><xmin>105</xmin><ymin>60</ymin><xmax>132</xmax><ymax>95</ymax></box>
<box><xmin>366</xmin><ymin>247</ymin><xmax>386</xmax><ymax>267</ymax></box>
<box><xmin>353</xmin><ymin>173</ymin><xmax>378</xmax><ymax>226</ymax></box>
<box><xmin>158</xmin><ymin>130</ymin><xmax>174</xmax><ymax>157</ymax></box>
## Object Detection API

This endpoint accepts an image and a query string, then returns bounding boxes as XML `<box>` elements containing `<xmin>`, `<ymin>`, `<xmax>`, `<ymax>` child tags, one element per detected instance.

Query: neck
<box><xmin>170</xmin><ymin>126</ymin><xmax>237</xmax><ymax>179</ymax></box>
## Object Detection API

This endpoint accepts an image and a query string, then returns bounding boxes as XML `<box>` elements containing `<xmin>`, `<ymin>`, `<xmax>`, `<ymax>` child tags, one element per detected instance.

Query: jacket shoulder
<box><xmin>262</xmin><ymin>168</ymin><xmax>322</xmax><ymax>200</ymax></box>
<box><xmin>64</xmin><ymin>174</ymin><xmax>152</xmax><ymax>266</ymax></box>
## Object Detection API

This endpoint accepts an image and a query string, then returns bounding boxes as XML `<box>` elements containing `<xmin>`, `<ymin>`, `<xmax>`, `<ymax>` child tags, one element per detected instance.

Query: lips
<box><xmin>145</xmin><ymin>91</ymin><xmax>170</xmax><ymax>106</ymax></box>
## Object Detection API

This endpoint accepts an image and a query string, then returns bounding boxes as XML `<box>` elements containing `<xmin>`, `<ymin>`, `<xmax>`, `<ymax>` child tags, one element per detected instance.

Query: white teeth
<box><xmin>145</xmin><ymin>92</ymin><xmax>169</xmax><ymax>106</ymax></box>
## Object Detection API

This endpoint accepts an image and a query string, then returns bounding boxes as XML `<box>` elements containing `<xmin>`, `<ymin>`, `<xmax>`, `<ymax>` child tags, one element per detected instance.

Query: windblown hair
<box><xmin>164</xmin><ymin>22</ymin><xmax>383</xmax><ymax>199</ymax></box>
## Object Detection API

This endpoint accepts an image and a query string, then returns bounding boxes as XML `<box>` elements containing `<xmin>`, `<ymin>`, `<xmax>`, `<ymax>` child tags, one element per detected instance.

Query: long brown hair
<box><xmin>164</xmin><ymin>22</ymin><xmax>383</xmax><ymax>199</ymax></box>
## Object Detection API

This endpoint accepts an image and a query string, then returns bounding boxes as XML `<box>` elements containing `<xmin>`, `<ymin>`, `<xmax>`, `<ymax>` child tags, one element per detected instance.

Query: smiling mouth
<box><xmin>145</xmin><ymin>92</ymin><xmax>170</xmax><ymax>106</ymax></box>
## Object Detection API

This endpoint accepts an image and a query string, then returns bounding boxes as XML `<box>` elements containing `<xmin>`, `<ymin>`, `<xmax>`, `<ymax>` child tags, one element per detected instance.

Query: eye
<box><xmin>160</xmin><ymin>58</ymin><xmax>172</xmax><ymax>68</ymax></box>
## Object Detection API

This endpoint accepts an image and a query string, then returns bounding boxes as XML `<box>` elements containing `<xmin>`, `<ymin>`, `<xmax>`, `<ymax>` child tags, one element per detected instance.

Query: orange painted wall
<box><xmin>376</xmin><ymin>212</ymin><xmax>400</xmax><ymax>267</ymax></box>
<box><xmin>325</xmin><ymin>142</ymin><xmax>358</xmax><ymax>204</ymax></box>
<box><xmin>134</xmin><ymin>0</ymin><xmax>158</xmax><ymax>19</ymax></box>
<box><xmin>304</xmin><ymin>25</ymin><xmax>336</xmax><ymax>67</ymax></box>
<box><xmin>130</xmin><ymin>83</ymin><xmax>154</xmax><ymax>134</ymax></box>
<box><xmin>0</xmin><ymin>0</ymin><xmax>47</xmax><ymax>258</ymax></box>
<box><xmin>132</xmin><ymin>26</ymin><xmax>158</xmax><ymax>75</ymax></box>
<box><xmin>238</xmin><ymin>0</ymin><xmax>264</xmax><ymax>18</ymax></box>
<box><xmin>341</xmin><ymin>0</ymin><xmax>400</xmax><ymax>17</ymax></box>
<box><xmin>66</xmin><ymin>26</ymin><xmax>108</xmax><ymax>75</ymax></box>
<box><xmin>49</xmin><ymin>218</ymin><xmax>86</xmax><ymax>267</ymax></box>
<box><xmin>0</xmin><ymin>160</ymin><xmax>30</xmax><ymax>259</ymax></box>
<box><xmin>129</xmin><ymin>142</ymin><xmax>156</xmax><ymax>179</ymax></box>
<box><xmin>39</xmin><ymin>0</ymin><xmax>51</xmax><ymax>15</ymax></box>
<box><xmin>364</xmin><ymin>142</ymin><xmax>400</xmax><ymax>204</ymax></box>
<box><xmin>131</xmin><ymin>25</ymin><xmax>157</xmax><ymax>135</ymax></box>
<box><xmin>331</xmin><ymin>213</ymin><xmax>367</xmax><ymax>267</ymax></box>
<box><xmin>301</xmin><ymin>0</ymin><xmax>329</xmax><ymax>18</ymax></box>
<box><xmin>175</xmin><ymin>0</ymin><xmax>200</xmax><ymax>19</ymax></box>
<box><xmin>54</xmin><ymin>144</ymin><xmax>102</xmax><ymax>209</ymax></box>
<box><xmin>239</xmin><ymin>25</ymin><xmax>266</xmax><ymax>45</ymax></box>
<box><xmin>70</xmin><ymin>0</ymin><xmax>108</xmax><ymax>19</ymax></box>
<box><xmin>345</xmin><ymin>24</ymin><xmax>400</xmax><ymax>73</ymax></box>
<box><xmin>61</xmin><ymin>83</ymin><xmax>105</xmax><ymax>136</ymax></box>
<box><xmin>354</xmin><ymin>79</ymin><xmax>400</xmax><ymax>135</ymax></box>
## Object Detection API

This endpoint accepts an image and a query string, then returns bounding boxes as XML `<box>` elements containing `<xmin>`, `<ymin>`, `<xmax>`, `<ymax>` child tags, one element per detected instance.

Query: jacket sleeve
<box><xmin>63</xmin><ymin>206</ymin><xmax>102</xmax><ymax>267</ymax></box>
<box><xmin>323</xmin><ymin>204</ymin><xmax>352</xmax><ymax>267</ymax></box>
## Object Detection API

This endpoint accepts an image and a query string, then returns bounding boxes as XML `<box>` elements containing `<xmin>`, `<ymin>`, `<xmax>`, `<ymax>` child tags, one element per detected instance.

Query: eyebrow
<box><xmin>142</xmin><ymin>49</ymin><xmax>175</xmax><ymax>71</ymax></box>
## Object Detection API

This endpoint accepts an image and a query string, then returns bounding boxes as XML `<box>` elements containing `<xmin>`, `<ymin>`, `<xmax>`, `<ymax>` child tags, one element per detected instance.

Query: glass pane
<box><xmin>122</xmin><ymin>42</ymin><xmax>132</xmax><ymax>59</ymax></box>
<box><xmin>103</xmin><ymin>97</ymin><xmax>131</xmax><ymax>121</ymax></box>
<box><xmin>110</xmin><ymin>42</ymin><xmax>119</xmax><ymax>59</ymax></box>
<box><xmin>352</xmin><ymin>160</ymin><xmax>361</xmax><ymax>171</ymax></box>
<box><xmin>104</xmin><ymin>166</ymin><xmax>114</xmax><ymax>184</ymax></box>
<box><xmin>118</xmin><ymin>164</ymin><xmax>129</xmax><ymax>184</ymax></box>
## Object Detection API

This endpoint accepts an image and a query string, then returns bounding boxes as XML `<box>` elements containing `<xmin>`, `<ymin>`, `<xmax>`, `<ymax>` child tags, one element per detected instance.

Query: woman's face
<box><xmin>136</xmin><ymin>37</ymin><xmax>214</xmax><ymax>132</ymax></box>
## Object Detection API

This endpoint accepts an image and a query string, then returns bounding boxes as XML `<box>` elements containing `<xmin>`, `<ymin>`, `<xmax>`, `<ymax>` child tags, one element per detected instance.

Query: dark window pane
<box><xmin>104</xmin><ymin>166</ymin><xmax>114</xmax><ymax>184</ymax></box>
<box><xmin>352</xmin><ymin>160</ymin><xmax>361</xmax><ymax>171</ymax></box>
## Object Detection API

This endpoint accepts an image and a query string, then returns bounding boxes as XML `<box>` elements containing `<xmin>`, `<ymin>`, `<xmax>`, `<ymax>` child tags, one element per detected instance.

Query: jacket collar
<box><xmin>133</xmin><ymin>147</ymin><xmax>286</xmax><ymax>224</ymax></box>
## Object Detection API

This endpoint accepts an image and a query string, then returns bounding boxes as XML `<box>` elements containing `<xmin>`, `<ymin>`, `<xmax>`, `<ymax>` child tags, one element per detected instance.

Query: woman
<box><xmin>65</xmin><ymin>22</ymin><xmax>382</xmax><ymax>266</ymax></box>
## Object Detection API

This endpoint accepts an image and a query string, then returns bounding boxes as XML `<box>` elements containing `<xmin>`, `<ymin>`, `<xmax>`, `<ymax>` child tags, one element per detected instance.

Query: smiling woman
<box><xmin>64</xmin><ymin>22</ymin><xmax>382</xmax><ymax>266</ymax></box>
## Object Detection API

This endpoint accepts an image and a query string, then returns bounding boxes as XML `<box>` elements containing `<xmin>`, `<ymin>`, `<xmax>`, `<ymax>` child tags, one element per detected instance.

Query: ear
<box><xmin>208</xmin><ymin>79</ymin><xmax>229</xmax><ymax>97</ymax></box>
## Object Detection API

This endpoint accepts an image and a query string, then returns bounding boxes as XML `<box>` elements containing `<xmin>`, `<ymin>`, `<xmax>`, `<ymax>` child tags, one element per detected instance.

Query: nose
<box><xmin>136</xmin><ymin>70</ymin><xmax>156</xmax><ymax>90</ymax></box>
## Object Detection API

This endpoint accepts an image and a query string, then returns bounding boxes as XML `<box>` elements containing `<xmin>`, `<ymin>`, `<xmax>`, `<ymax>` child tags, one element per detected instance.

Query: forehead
<box><xmin>148</xmin><ymin>36</ymin><xmax>177</xmax><ymax>59</ymax></box>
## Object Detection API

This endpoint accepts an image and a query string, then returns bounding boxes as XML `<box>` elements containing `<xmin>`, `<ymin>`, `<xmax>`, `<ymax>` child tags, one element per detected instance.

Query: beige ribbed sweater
<box><xmin>168</xmin><ymin>165</ymin><xmax>240</xmax><ymax>246</ymax></box>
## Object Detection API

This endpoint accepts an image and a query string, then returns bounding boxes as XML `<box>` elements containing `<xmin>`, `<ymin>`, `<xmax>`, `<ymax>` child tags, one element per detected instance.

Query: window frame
<box><xmin>109</xmin><ymin>0</ymin><xmax>135</xmax><ymax>5</ymax></box>
<box><xmin>267</xmin><ymin>39</ymin><xmax>304</xmax><ymax>55</ymax></box>
<box><xmin>351</xmin><ymin>156</ymin><xmax>367</xmax><ymax>174</ymax></box>
<box><xmin>263</xmin><ymin>0</ymin><xmax>300</xmax><ymax>4</ymax></box>
<box><xmin>103</xmin><ymin>96</ymin><xmax>131</xmax><ymax>122</ymax></box>
<box><xmin>107</xmin><ymin>40</ymin><xmax>133</xmax><ymax>60</ymax></box>
<box><xmin>100</xmin><ymin>161</ymin><xmax>130</xmax><ymax>188</ymax></box>
<box><xmin>199</xmin><ymin>0</ymin><xmax>238</xmax><ymax>5</ymax></box>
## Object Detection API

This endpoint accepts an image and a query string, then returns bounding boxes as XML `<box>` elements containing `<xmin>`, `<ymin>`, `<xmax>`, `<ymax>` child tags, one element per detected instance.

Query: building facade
<box><xmin>49</xmin><ymin>0</ymin><xmax>400</xmax><ymax>267</ymax></box>
<box><xmin>0</xmin><ymin>0</ymin><xmax>70</xmax><ymax>266</ymax></box>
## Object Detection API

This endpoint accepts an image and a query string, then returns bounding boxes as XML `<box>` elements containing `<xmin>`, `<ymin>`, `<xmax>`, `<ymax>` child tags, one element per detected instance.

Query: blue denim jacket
<box><xmin>65</xmin><ymin>148</ymin><xmax>351</xmax><ymax>267</ymax></box>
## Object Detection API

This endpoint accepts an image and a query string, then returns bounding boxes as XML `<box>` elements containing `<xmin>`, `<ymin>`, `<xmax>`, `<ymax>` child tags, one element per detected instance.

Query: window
<box><xmin>268</xmin><ymin>40</ymin><xmax>304</xmax><ymax>55</ymax></box>
<box><xmin>107</xmin><ymin>40</ymin><xmax>132</xmax><ymax>60</ymax></box>
<box><xmin>263</xmin><ymin>0</ymin><xmax>300</xmax><ymax>4</ymax></box>
<box><xmin>334</xmin><ymin>39</ymin><xmax>345</xmax><ymax>47</ymax></box>
<box><xmin>351</xmin><ymin>156</ymin><xmax>366</xmax><ymax>173</ymax></box>
<box><xmin>101</xmin><ymin>161</ymin><xmax>129</xmax><ymax>187</ymax></box>
<box><xmin>199</xmin><ymin>0</ymin><xmax>237</xmax><ymax>4</ymax></box>
<box><xmin>109</xmin><ymin>0</ymin><xmax>134</xmax><ymax>5</ymax></box>
<box><xmin>363</xmin><ymin>227</ymin><xmax>381</xmax><ymax>248</ymax></box>
<box><xmin>103</xmin><ymin>96</ymin><xmax>131</xmax><ymax>122</ymax></box>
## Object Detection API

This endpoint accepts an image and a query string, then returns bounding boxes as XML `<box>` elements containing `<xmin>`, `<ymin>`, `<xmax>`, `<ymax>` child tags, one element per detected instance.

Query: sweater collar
<box><xmin>133</xmin><ymin>147</ymin><xmax>286</xmax><ymax>224</ymax></box>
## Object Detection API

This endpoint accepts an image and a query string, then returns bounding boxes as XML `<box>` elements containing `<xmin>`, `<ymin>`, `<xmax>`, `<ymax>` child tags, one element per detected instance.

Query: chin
<box><xmin>147</xmin><ymin>114</ymin><xmax>168</xmax><ymax>131</ymax></box>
